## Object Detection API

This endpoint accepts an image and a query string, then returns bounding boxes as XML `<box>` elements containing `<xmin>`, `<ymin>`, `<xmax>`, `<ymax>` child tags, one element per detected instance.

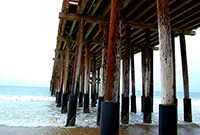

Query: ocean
<box><xmin>0</xmin><ymin>85</ymin><xmax>199</xmax><ymax>127</ymax></box>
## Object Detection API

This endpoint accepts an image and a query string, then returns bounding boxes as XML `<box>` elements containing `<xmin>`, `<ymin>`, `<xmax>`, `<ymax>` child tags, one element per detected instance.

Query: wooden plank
<box><xmin>91</xmin><ymin>0</ymin><xmax>102</xmax><ymax>16</ymax></box>
<box><xmin>102</xmin><ymin>1</ymin><xmax>111</xmax><ymax>17</ymax></box>
<box><xmin>123</xmin><ymin>0</ymin><xmax>132</xmax><ymax>8</ymax></box>
<box><xmin>61</xmin><ymin>20</ymin><xmax>67</xmax><ymax>36</ymax></box>
<box><xmin>178</xmin><ymin>16</ymin><xmax>200</xmax><ymax>29</ymax></box>
<box><xmin>69</xmin><ymin>21</ymin><xmax>77</xmax><ymax>36</ymax></box>
<box><xmin>133</xmin><ymin>1</ymin><xmax>157</xmax><ymax>21</ymax></box>
<box><xmin>170</xmin><ymin>2</ymin><xmax>200</xmax><ymax>21</ymax></box>
<box><xmin>172</xmin><ymin>6</ymin><xmax>200</xmax><ymax>27</ymax></box>
<box><xmin>124</xmin><ymin>0</ymin><xmax>146</xmax><ymax>20</ymax></box>
<box><xmin>77</xmin><ymin>0</ymin><xmax>88</xmax><ymax>14</ymax></box>
<box><xmin>85</xmin><ymin>23</ymin><xmax>96</xmax><ymax>38</ymax></box>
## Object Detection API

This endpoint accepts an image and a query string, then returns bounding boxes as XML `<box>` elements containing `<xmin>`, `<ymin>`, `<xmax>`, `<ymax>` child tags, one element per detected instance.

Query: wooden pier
<box><xmin>50</xmin><ymin>0</ymin><xmax>199</xmax><ymax>134</ymax></box>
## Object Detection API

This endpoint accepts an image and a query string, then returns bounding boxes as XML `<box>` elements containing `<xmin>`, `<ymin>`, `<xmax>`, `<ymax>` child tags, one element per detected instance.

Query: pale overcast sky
<box><xmin>0</xmin><ymin>0</ymin><xmax>199</xmax><ymax>92</ymax></box>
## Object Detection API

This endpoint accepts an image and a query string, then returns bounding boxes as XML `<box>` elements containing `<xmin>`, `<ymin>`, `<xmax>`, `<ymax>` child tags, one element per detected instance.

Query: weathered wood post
<box><xmin>84</xmin><ymin>43</ymin><xmax>90</xmax><ymax>113</ymax></box>
<box><xmin>55</xmin><ymin>58</ymin><xmax>60</xmax><ymax>103</ymax></box>
<box><xmin>61</xmin><ymin>40</ymin><xmax>70</xmax><ymax>113</ymax></box>
<box><xmin>143</xmin><ymin>28</ymin><xmax>152</xmax><ymax>123</ymax></box>
<box><xmin>57</xmin><ymin>52</ymin><xmax>64</xmax><ymax>107</ymax></box>
<box><xmin>51</xmin><ymin>80</ymin><xmax>55</xmax><ymax>96</ymax></box>
<box><xmin>100</xmin><ymin>0</ymin><xmax>124</xmax><ymax>134</ymax></box>
<box><xmin>91</xmin><ymin>56</ymin><xmax>97</xmax><ymax>107</ymax></box>
<box><xmin>130</xmin><ymin>47</ymin><xmax>136</xmax><ymax>113</ymax></box>
<box><xmin>179</xmin><ymin>33</ymin><xmax>192</xmax><ymax>122</ymax></box>
<box><xmin>121</xmin><ymin>57</ymin><xmax>125</xmax><ymax>106</ymax></box>
<box><xmin>157</xmin><ymin>0</ymin><xmax>177</xmax><ymax>134</ymax></box>
<box><xmin>141</xmin><ymin>47</ymin><xmax>145</xmax><ymax>112</ymax></box>
<box><xmin>121</xmin><ymin>26</ymin><xmax>131</xmax><ymax>124</ymax></box>
<box><xmin>97</xmin><ymin>24</ymin><xmax>108</xmax><ymax>126</ymax></box>
<box><xmin>171</xmin><ymin>31</ymin><xmax>177</xmax><ymax>106</ymax></box>
<box><xmin>150</xmin><ymin>47</ymin><xmax>154</xmax><ymax>112</ymax></box>
<box><xmin>78</xmin><ymin>53</ymin><xmax>84</xmax><ymax>107</ymax></box>
<box><xmin>96</xmin><ymin>68</ymin><xmax>100</xmax><ymax>102</ymax></box>
<box><xmin>66</xmin><ymin>18</ymin><xmax>84</xmax><ymax>126</ymax></box>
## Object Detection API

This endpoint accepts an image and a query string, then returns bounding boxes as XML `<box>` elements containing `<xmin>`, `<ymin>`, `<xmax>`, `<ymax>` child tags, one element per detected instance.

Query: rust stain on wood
<box><xmin>104</xmin><ymin>0</ymin><xmax>124</xmax><ymax>102</ymax></box>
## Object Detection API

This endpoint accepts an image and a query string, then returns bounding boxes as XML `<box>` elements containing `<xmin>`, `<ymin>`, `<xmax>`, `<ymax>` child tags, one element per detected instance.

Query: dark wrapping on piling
<box><xmin>143</xmin><ymin>97</ymin><xmax>152</xmax><ymax>123</ymax></box>
<box><xmin>159</xmin><ymin>104</ymin><xmax>177</xmax><ymax>135</ymax></box>
<box><xmin>83</xmin><ymin>94</ymin><xmax>89</xmax><ymax>113</ymax></box>
<box><xmin>61</xmin><ymin>93</ymin><xmax>68</xmax><ymax>113</ymax></box>
<box><xmin>56</xmin><ymin>91</ymin><xmax>61</xmax><ymax>107</ymax></box>
<box><xmin>66</xmin><ymin>95</ymin><xmax>77</xmax><ymax>126</ymax></box>
<box><xmin>131</xmin><ymin>95</ymin><xmax>136</xmax><ymax>113</ymax></box>
<box><xmin>183</xmin><ymin>98</ymin><xmax>192</xmax><ymax>122</ymax></box>
<box><xmin>97</xmin><ymin>97</ymin><xmax>104</xmax><ymax>126</ymax></box>
<box><xmin>121</xmin><ymin>96</ymin><xmax>129</xmax><ymax>124</ymax></box>
<box><xmin>100</xmin><ymin>102</ymin><xmax>119</xmax><ymax>135</ymax></box>
<box><xmin>78</xmin><ymin>92</ymin><xmax>83</xmax><ymax>107</ymax></box>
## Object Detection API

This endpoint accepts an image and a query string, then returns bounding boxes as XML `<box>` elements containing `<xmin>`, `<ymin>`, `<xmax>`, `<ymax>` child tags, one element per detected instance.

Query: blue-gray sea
<box><xmin>0</xmin><ymin>85</ymin><xmax>199</xmax><ymax>127</ymax></box>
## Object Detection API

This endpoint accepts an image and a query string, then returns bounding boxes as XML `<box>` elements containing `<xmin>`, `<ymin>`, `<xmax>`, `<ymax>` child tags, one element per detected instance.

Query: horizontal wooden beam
<box><xmin>57</xmin><ymin>36</ymin><xmax>103</xmax><ymax>45</ymax></box>
<box><xmin>55</xmin><ymin>48</ymin><xmax>101</xmax><ymax>56</ymax></box>
<box><xmin>59</xmin><ymin>12</ymin><xmax>195</xmax><ymax>35</ymax></box>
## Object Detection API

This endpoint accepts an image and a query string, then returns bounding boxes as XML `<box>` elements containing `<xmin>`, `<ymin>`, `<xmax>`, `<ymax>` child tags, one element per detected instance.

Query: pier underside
<box><xmin>50</xmin><ymin>0</ymin><xmax>199</xmax><ymax>134</ymax></box>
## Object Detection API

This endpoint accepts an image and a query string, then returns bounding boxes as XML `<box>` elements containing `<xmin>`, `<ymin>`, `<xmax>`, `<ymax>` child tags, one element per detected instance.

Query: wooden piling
<box><xmin>143</xmin><ymin>28</ymin><xmax>152</xmax><ymax>123</ymax></box>
<box><xmin>57</xmin><ymin>52</ymin><xmax>64</xmax><ymax>107</ymax></box>
<box><xmin>91</xmin><ymin>56</ymin><xmax>97</xmax><ymax>107</ymax></box>
<box><xmin>83</xmin><ymin>43</ymin><xmax>90</xmax><ymax>113</ymax></box>
<box><xmin>55</xmin><ymin>59</ymin><xmax>60</xmax><ymax>103</ymax></box>
<box><xmin>100</xmin><ymin>0</ymin><xmax>124</xmax><ymax>134</ymax></box>
<box><xmin>96</xmin><ymin>68</ymin><xmax>100</xmax><ymax>101</ymax></box>
<box><xmin>150</xmin><ymin>48</ymin><xmax>154</xmax><ymax>112</ymax></box>
<box><xmin>66</xmin><ymin>18</ymin><xmax>84</xmax><ymax>126</ymax></box>
<box><xmin>121</xmin><ymin>26</ymin><xmax>131</xmax><ymax>124</ymax></box>
<box><xmin>157</xmin><ymin>0</ymin><xmax>177</xmax><ymax>134</ymax></box>
<box><xmin>78</xmin><ymin>53</ymin><xmax>84</xmax><ymax>107</ymax></box>
<box><xmin>61</xmin><ymin>40</ymin><xmax>70</xmax><ymax>113</ymax></box>
<box><xmin>97</xmin><ymin>25</ymin><xmax>108</xmax><ymax>126</ymax></box>
<box><xmin>130</xmin><ymin>47</ymin><xmax>136</xmax><ymax>113</ymax></box>
<box><xmin>171</xmin><ymin>31</ymin><xmax>177</xmax><ymax>106</ymax></box>
<box><xmin>141</xmin><ymin>47</ymin><xmax>145</xmax><ymax>112</ymax></box>
<box><xmin>179</xmin><ymin>33</ymin><xmax>192</xmax><ymax>122</ymax></box>
<box><xmin>122</xmin><ymin>57</ymin><xmax>125</xmax><ymax>95</ymax></box>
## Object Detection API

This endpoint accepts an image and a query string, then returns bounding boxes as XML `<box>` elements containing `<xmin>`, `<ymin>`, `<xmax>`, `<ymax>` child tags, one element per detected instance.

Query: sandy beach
<box><xmin>0</xmin><ymin>123</ymin><xmax>200</xmax><ymax>135</ymax></box>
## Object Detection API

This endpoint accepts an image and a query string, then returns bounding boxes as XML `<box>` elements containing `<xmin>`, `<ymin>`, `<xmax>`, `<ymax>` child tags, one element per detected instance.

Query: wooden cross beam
<box><xmin>57</xmin><ymin>36</ymin><xmax>103</xmax><ymax>45</ymax></box>
<box><xmin>59</xmin><ymin>12</ymin><xmax>196</xmax><ymax>35</ymax></box>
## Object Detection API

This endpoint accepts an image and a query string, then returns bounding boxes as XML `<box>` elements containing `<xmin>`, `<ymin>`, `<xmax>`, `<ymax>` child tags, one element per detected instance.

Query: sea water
<box><xmin>0</xmin><ymin>85</ymin><xmax>199</xmax><ymax>127</ymax></box>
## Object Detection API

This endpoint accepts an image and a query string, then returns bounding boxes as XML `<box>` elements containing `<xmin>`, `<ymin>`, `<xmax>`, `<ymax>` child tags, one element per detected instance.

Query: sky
<box><xmin>0</xmin><ymin>0</ymin><xmax>199</xmax><ymax>92</ymax></box>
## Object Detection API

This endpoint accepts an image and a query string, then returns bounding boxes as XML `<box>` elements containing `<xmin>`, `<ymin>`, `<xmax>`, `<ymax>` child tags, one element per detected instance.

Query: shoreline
<box><xmin>0</xmin><ymin>123</ymin><xmax>199</xmax><ymax>135</ymax></box>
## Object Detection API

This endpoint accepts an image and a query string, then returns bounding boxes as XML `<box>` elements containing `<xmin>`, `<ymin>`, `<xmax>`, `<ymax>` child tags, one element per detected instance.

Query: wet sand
<box><xmin>0</xmin><ymin>123</ymin><xmax>199</xmax><ymax>135</ymax></box>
